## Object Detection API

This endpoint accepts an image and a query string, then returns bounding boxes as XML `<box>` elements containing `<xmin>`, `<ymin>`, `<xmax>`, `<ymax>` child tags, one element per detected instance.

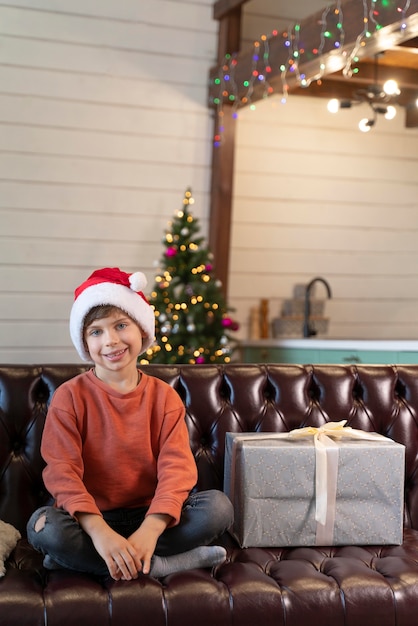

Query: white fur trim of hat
<box><xmin>69</xmin><ymin>267</ymin><xmax>155</xmax><ymax>361</ymax></box>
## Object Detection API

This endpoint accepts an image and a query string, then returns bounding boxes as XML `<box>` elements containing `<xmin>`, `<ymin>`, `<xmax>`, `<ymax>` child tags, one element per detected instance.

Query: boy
<box><xmin>27</xmin><ymin>267</ymin><xmax>233</xmax><ymax>580</ymax></box>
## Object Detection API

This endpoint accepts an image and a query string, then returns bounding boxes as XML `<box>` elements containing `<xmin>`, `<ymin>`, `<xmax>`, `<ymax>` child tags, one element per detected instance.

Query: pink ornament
<box><xmin>165</xmin><ymin>246</ymin><xmax>177</xmax><ymax>257</ymax></box>
<box><xmin>222</xmin><ymin>317</ymin><xmax>239</xmax><ymax>331</ymax></box>
<box><xmin>205</xmin><ymin>263</ymin><xmax>213</xmax><ymax>272</ymax></box>
<box><xmin>196</xmin><ymin>356</ymin><xmax>205</xmax><ymax>364</ymax></box>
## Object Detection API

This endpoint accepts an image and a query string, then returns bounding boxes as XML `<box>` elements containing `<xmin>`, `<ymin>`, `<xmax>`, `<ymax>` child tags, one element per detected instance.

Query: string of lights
<box><xmin>212</xmin><ymin>0</ymin><xmax>415</xmax><ymax>143</ymax></box>
<box><xmin>342</xmin><ymin>0</ymin><xmax>370</xmax><ymax>77</ymax></box>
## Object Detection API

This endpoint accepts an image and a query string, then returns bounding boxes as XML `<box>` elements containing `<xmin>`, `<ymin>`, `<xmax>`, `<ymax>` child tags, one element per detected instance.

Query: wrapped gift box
<box><xmin>224</xmin><ymin>429</ymin><xmax>405</xmax><ymax>547</ymax></box>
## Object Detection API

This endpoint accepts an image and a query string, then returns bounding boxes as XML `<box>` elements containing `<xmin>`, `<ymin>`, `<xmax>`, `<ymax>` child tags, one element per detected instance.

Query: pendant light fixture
<box><xmin>327</xmin><ymin>54</ymin><xmax>400</xmax><ymax>132</ymax></box>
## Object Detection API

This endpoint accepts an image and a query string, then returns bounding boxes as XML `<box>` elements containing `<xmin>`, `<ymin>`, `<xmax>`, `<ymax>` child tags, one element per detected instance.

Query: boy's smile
<box><xmin>104</xmin><ymin>348</ymin><xmax>128</xmax><ymax>361</ymax></box>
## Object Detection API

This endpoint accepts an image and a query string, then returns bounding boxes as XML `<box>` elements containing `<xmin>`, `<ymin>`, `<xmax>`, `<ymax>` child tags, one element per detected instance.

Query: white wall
<box><xmin>229</xmin><ymin>94</ymin><xmax>418</xmax><ymax>340</ymax></box>
<box><xmin>0</xmin><ymin>0</ymin><xmax>217</xmax><ymax>363</ymax></box>
<box><xmin>1</xmin><ymin>0</ymin><xmax>418</xmax><ymax>362</ymax></box>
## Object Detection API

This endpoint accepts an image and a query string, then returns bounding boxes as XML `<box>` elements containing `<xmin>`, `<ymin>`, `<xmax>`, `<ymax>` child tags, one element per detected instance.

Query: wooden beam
<box><xmin>208</xmin><ymin>106</ymin><xmax>236</xmax><ymax>294</ymax></box>
<box><xmin>213</xmin><ymin>0</ymin><xmax>249</xmax><ymax>21</ymax></box>
<box><xmin>406</xmin><ymin>101</ymin><xmax>418</xmax><ymax>126</ymax></box>
<box><xmin>208</xmin><ymin>3</ymin><xmax>243</xmax><ymax>295</ymax></box>
<box><xmin>323</xmin><ymin>62</ymin><xmax>418</xmax><ymax>90</ymax></box>
<box><xmin>209</xmin><ymin>0</ymin><xmax>418</xmax><ymax>108</ymax></box>
<box><xmin>292</xmin><ymin>78</ymin><xmax>418</xmax><ymax>109</ymax></box>
<box><xmin>216</xmin><ymin>5</ymin><xmax>242</xmax><ymax>62</ymax></box>
<box><xmin>292</xmin><ymin>61</ymin><xmax>418</xmax><ymax>107</ymax></box>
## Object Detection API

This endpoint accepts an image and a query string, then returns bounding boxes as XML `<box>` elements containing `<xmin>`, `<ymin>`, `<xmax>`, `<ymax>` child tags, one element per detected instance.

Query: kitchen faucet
<box><xmin>303</xmin><ymin>277</ymin><xmax>332</xmax><ymax>338</ymax></box>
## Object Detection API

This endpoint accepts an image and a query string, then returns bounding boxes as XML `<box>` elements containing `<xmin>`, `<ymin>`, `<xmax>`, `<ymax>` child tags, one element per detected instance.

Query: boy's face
<box><xmin>84</xmin><ymin>310</ymin><xmax>144</xmax><ymax>371</ymax></box>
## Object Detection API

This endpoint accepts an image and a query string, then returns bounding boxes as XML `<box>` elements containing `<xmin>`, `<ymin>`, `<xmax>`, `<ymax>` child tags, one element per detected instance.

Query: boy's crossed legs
<box><xmin>27</xmin><ymin>490</ymin><xmax>233</xmax><ymax>578</ymax></box>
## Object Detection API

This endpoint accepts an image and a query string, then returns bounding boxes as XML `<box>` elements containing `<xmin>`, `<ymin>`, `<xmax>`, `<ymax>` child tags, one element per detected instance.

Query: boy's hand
<box><xmin>128</xmin><ymin>513</ymin><xmax>173</xmax><ymax>575</ymax></box>
<box><xmin>77</xmin><ymin>513</ymin><xmax>141</xmax><ymax>580</ymax></box>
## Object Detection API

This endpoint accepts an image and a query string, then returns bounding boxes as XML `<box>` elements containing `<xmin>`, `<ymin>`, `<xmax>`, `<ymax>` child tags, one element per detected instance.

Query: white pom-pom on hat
<box><xmin>69</xmin><ymin>267</ymin><xmax>155</xmax><ymax>362</ymax></box>
<box><xmin>129</xmin><ymin>271</ymin><xmax>147</xmax><ymax>293</ymax></box>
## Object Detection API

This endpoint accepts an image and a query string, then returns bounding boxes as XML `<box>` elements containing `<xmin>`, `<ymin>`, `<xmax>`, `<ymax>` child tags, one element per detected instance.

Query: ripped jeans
<box><xmin>27</xmin><ymin>490</ymin><xmax>233</xmax><ymax>576</ymax></box>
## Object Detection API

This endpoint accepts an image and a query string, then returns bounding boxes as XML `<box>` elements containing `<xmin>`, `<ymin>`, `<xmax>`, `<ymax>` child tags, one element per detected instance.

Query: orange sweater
<box><xmin>41</xmin><ymin>369</ymin><xmax>197</xmax><ymax>525</ymax></box>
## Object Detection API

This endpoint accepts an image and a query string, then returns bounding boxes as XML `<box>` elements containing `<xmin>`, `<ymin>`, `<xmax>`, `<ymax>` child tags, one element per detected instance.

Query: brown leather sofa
<box><xmin>1</xmin><ymin>363</ymin><xmax>418</xmax><ymax>626</ymax></box>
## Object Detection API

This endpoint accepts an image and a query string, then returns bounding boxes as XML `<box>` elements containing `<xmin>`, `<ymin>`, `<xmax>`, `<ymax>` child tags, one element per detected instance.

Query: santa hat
<box><xmin>69</xmin><ymin>267</ymin><xmax>155</xmax><ymax>361</ymax></box>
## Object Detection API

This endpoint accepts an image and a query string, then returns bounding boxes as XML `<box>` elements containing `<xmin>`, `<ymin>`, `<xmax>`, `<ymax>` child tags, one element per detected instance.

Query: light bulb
<box><xmin>359</xmin><ymin>118</ymin><xmax>373</xmax><ymax>133</ymax></box>
<box><xmin>383</xmin><ymin>79</ymin><xmax>400</xmax><ymax>96</ymax></box>
<box><xmin>385</xmin><ymin>105</ymin><xmax>396</xmax><ymax>120</ymax></box>
<box><xmin>327</xmin><ymin>98</ymin><xmax>340</xmax><ymax>113</ymax></box>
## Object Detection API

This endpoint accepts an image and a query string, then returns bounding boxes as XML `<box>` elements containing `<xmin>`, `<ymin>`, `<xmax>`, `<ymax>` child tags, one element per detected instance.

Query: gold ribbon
<box><xmin>289</xmin><ymin>421</ymin><xmax>386</xmax><ymax>544</ymax></box>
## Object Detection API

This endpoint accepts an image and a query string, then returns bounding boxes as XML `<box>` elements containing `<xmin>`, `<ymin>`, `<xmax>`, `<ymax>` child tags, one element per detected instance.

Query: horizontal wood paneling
<box><xmin>0</xmin><ymin>35</ymin><xmax>209</xmax><ymax>84</ymax></box>
<box><xmin>229</xmin><ymin>94</ymin><xmax>418</xmax><ymax>342</ymax></box>
<box><xmin>233</xmin><ymin>171</ymin><xmax>414</xmax><ymax>205</ymax></box>
<box><xmin>237</xmin><ymin>112</ymin><xmax>418</xmax><ymax>160</ymax></box>
<box><xmin>231</xmin><ymin>199</ymin><xmax>418</xmax><ymax>229</ymax></box>
<box><xmin>0</xmin><ymin>347</ymin><xmax>79</xmax><ymax>363</ymax></box>
<box><xmin>2</xmin><ymin>209</ymin><xmax>175</xmax><ymax>243</ymax></box>
<box><xmin>230</xmin><ymin>273</ymin><xmax>418</xmax><ymax>300</ymax></box>
<box><xmin>0</xmin><ymin>0</ymin><xmax>217</xmax><ymax>363</ymax></box>
<box><xmin>231</xmin><ymin>223</ymin><xmax>418</xmax><ymax>253</ymax></box>
<box><xmin>0</xmin><ymin>239</ymin><xmax>158</xmax><ymax>273</ymax></box>
<box><xmin>1</xmin><ymin>126</ymin><xmax>210</xmax><ymax>164</ymax></box>
<box><xmin>0</xmin><ymin>95</ymin><xmax>211</xmax><ymax>139</ymax></box>
<box><xmin>0</xmin><ymin>181</ymin><xmax>209</xmax><ymax>219</ymax></box>
<box><xmin>235</xmin><ymin>148</ymin><xmax>417</xmax><ymax>184</ymax></box>
<box><xmin>0</xmin><ymin>5</ymin><xmax>216</xmax><ymax>56</ymax></box>
<box><xmin>0</xmin><ymin>66</ymin><xmax>208</xmax><ymax>110</ymax></box>
<box><xmin>0</xmin><ymin>322</ymin><xmax>74</xmax><ymax>347</ymax></box>
<box><xmin>230</xmin><ymin>249</ymin><xmax>418</xmax><ymax>276</ymax></box>
<box><xmin>2</xmin><ymin>295</ymin><xmax>71</xmax><ymax>320</ymax></box>
<box><xmin>0</xmin><ymin>153</ymin><xmax>210</xmax><ymax>189</ymax></box>
<box><xmin>1</xmin><ymin>0</ymin><xmax>215</xmax><ymax>26</ymax></box>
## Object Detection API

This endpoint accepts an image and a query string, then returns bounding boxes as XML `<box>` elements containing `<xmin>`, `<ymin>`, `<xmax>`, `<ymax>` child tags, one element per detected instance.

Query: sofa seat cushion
<box><xmin>225</xmin><ymin>527</ymin><xmax>418</xmax><ymax>625</ymax></box>
<box><xmin>3</xmin><ymin>529</ymin><xmax>418</xmax><ymax>626</ymax></box>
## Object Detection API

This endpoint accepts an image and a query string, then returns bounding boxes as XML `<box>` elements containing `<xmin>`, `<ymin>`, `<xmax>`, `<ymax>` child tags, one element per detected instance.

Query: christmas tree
<box><xmin>142</xmin><ymin>189</ymin><xmax>239</xmax><ymax>364</ymax></box>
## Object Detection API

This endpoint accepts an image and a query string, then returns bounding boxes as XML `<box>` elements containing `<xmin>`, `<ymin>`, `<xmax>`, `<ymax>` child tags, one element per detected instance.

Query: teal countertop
<box><xmin>240</xmin><ymin>339</ymin><xmax>418</xmax><ymax>352</ymax></box>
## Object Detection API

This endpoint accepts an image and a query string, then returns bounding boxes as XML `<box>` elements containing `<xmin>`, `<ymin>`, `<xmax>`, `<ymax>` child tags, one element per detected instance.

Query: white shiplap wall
<box><xmin>0</xmin><ymin>0</ymin><xmax>217</xmax><ymax>363</ymax></box>
<box><xmin>229</xmin><ymin>95</ymin><xmax>418</xmax><ymax>340</ymax></box>
<box><xmin>1</xmin><ymin>0</ymin><xmax>418</xmax><ymax>362</ymax></box>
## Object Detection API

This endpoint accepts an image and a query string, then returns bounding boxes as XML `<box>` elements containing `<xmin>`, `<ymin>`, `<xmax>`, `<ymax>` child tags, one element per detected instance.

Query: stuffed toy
<box><xmin>0</xmin><ymin>520</ymin><xmax>21</xmax><ymax>577</ymax></box>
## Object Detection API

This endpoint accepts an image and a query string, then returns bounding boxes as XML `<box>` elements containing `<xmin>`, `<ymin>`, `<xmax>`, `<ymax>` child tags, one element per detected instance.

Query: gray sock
<box><xmin>150</xmin><ymin>545</ymin><xmax>226</xmax><ymax>578</ymax></box>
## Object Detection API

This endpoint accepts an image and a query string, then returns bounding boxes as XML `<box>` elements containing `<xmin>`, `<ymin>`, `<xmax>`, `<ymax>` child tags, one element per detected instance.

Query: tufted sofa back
<box><xmin>1</xmin><ymin>363</ymin><xmax>418</xmax><ymax>535</ymax></box>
